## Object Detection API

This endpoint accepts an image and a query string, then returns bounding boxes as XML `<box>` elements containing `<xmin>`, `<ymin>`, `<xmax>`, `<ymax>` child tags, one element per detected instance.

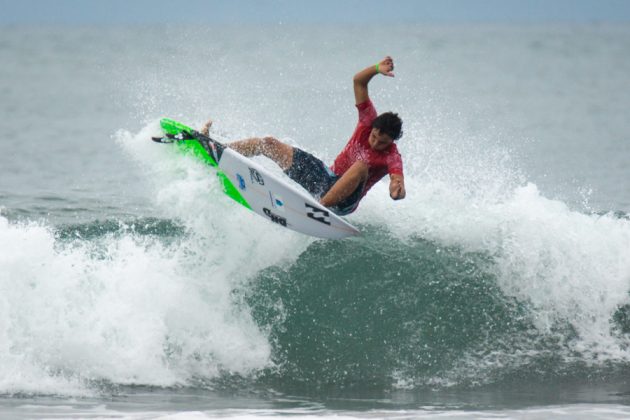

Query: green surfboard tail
<box><xmin>158</xmin><ymin>118</ymin><xmax>251</xmax><ymax>209</ymax></box>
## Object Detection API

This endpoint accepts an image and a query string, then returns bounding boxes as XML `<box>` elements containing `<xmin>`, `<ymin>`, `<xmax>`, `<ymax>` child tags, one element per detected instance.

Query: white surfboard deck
<box><xmin>218</xmin><ymin>148</ymin><xmax>360</xmax><ymax>239</ymax></box>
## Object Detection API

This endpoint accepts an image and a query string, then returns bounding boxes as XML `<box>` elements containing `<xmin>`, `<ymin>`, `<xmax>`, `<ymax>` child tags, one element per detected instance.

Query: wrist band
<box><xmin>375</xmin><ymin>63</ymin><xmax>380</xmax><ymax>73</ymax></box>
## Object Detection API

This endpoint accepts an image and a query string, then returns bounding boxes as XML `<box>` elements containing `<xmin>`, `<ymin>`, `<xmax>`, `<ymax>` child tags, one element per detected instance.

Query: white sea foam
<box><xmin>0</xmin><ymin>215</ymin><xmax>272</xmax><ymax>394</ymax></box>
<box><xmin>0</xmin><ymin>125</ymin><xmax>312</xmax><ymax>395</ymax></box>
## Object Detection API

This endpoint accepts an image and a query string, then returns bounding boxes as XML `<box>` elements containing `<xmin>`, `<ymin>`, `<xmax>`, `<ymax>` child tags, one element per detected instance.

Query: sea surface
<box><xmin>1</xmin><ymin>23</ymin><xmax>630</xmax><ymax>419</ymax></box>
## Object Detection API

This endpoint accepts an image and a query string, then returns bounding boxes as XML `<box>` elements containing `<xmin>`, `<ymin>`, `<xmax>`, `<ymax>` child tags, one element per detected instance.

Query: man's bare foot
<box><xmin>200</xmin><ymin>119</ymin><xmax>213</xmax><ymax>136</ymax></box>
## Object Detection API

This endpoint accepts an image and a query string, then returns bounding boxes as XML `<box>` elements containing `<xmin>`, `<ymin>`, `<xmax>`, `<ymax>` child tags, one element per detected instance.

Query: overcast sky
<box><xmin>2</xmin><ymin>0</ymin><xmax>630</xmax><ymax>24</ymax></box>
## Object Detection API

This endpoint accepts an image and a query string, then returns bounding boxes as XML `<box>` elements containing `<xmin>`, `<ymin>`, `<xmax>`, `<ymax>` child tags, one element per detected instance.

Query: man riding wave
<box><xmin>201</xmin><ymin>56</ymin><xmax>405</xmax><ymax>215</ymax></box>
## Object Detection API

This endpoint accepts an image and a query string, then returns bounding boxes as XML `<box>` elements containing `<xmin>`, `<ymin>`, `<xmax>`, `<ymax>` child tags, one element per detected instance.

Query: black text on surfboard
<box><xmin>249</xmin><ymin>168</ymin><xmax>265</xmax><ymax>185</ymax></box>
<box><xmin>263</xmin><ymin>208</ymin><xmax>287</xmax><ymax>227</ymax></box>
<box><xmin>305</xmin><ymin>203</ymin><xmax>331</xmax><ymax>226</ymax></box>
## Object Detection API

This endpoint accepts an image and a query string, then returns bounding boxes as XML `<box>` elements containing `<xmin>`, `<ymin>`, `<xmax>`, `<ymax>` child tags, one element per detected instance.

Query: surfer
<box><xmin>201</xmin><ymin>56</ymin><xmax>405</xmax><ymax>215</ymax></box>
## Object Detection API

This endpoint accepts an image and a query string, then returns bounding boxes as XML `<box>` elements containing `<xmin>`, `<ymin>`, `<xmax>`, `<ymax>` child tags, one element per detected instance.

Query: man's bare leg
<box><xmin>320</xmin><ymin>161</ymin><xmax>368</xmax><ymax>208</ymax></box>
<box><xmin>229</xmin><ymin>137</ymin><xmax>294</xmax><ymax>171</ymax></box>
<box><xmin>200</xmin><ymin>119</ymin><xmax>293</xmax><ymax>170</ymax></box>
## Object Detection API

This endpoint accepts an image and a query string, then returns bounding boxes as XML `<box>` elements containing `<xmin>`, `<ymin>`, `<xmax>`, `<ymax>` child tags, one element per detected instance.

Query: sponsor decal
<box><xmin>236</xmin><ymin>173</ymin><xmax>246</xmax><ymax>191</ymax></box>
<box><xmin>249</xmin><ymin>167</ymin><xmax>265</xmax><ymax>185</ymax></box>
<box><xmin>263</xmin><ymin>208</ymin><xmax>287</xmax><ymax>227</ymax></box>
<box><xmin>269</xmin><ymin>192</ymin><xmax>285</xmax><ymax>212</ymax></box>
<box><xmin>305</xmin><ymin>203</ymin><xmax>331</xmax><ymax>225</ymax></box>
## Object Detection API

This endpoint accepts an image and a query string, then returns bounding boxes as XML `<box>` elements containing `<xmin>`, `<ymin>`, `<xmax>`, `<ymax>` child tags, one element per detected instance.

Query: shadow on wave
<box><xmin>54</xmin><ymin>217</ymin><xmax>186</xmax><ymax>241</ymax></box>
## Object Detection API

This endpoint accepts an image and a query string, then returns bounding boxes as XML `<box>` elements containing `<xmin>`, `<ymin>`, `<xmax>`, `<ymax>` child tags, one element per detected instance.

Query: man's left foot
<box><xmin>200</xmin><ymin>118</ymin><xmax>213</xmax><ymax>136</ymax></box>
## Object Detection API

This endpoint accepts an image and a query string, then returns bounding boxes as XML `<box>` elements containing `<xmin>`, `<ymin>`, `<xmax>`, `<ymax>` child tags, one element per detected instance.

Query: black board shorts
<box><xmin>284</xmin><ymin>148</ymin><xmax>363</xmax><ymax>215</ymax></box>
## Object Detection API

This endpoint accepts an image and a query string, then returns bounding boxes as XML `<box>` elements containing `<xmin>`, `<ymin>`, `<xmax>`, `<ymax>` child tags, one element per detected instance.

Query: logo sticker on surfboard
<box><xmin>249</xmin><ymin>167</ymin><xmax>265</xmax><ymax>185</ymax></box>
<box><xmin>305</xmin><ymin>203</ymin><xmax>331</xmax><ymax>225</ymax></box>
<box><xmin>269</xmin><ymin>192</ymin><xmax>285</xmax><ymax>212</ymax></box>
<box><xmin>236</xmin><ymin>173</ymin><xmax>247</xmax><ymax>191</ymax></box>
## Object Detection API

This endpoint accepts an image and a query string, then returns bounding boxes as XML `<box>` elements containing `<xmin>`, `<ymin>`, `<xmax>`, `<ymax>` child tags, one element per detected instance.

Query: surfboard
<box><xmin>152</xmin><ymin>118</ymin><xmax>360</xmax><ymax>239</ymax></box>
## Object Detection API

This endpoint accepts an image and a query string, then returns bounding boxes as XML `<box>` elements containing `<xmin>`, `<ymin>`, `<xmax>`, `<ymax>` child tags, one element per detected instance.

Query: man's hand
<box><xmin>353</xmin><ymin>56</ymin><xmax>396</xmax><ymax>104</ymax></box>
<box><xmin>377</xmin><ymin>56</ymin><xmax>395</xmax><ymax>77</ymax></box>
<box><xmin>389</xmin><ymin>174</ymin><xmax>406</xmax><ymax>200</ymax></box>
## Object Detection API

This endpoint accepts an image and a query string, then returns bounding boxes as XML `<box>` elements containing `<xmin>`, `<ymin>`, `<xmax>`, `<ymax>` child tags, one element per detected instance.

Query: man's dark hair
<box><xmin>372</xmin><ymin>112</ymin><xmax>403</xmax><ymax>141</ymax></box>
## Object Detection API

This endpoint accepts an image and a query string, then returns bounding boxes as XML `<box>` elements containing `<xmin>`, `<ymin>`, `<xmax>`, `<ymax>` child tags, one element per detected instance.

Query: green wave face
<box><xmin>240</xmin><ymin>230</ymin><xmax>526</xmax><ymax>392</ymax></box>
<box><xmin>239</xmin><ymin>227</ymin><xmax>630</xmax><ymax>393</ymax></box>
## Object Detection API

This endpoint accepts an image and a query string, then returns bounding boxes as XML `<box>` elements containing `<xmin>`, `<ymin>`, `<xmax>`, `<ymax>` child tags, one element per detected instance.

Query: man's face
<box><xmin>369</xmin><ymin>128</ymin><xmax>394</xmax><ymax>151</ymax></box>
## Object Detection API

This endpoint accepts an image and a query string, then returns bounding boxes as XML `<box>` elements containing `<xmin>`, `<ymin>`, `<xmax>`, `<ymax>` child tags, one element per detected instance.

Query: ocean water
<box><xmin>1</xmin><ymin>23</ymin><xmax>630</xmax><ymax>419</ymax></box>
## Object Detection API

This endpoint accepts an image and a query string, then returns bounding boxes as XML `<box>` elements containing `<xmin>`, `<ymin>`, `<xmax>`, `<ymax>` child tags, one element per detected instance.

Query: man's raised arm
<box><xmin>353</xmin><ymin>56</ymin><xmax>395</xmax><ymax>105</ymax></box>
